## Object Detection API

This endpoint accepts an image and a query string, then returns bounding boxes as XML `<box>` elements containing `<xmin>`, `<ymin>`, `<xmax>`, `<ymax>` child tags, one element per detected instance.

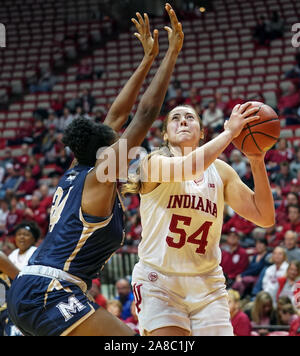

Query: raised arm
<box><xmin>0</xmin><ymin>251</ymin><xmax>19</xmax><ymax>280</ymax></box>
<box><xmin>103</xmin><ymin>12</ymin><xmax>159</xmax><ymax>132</ymax></box>
<box><xmin>143</xmin><ymin>103</ymin><xmax>260</xmax><ymax>183</ymax></box>
<box><xmin>96</xmin><ymin>3</ymin><xmax>184</xmax><ymax>180</ymax></box>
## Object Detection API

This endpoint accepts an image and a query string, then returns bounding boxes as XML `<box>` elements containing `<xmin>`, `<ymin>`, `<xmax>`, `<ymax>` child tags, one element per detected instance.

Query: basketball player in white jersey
<box><xmin>124</xmin><ymin>103</ymin><xmax>275</xmax><ymax>336</ymax></box>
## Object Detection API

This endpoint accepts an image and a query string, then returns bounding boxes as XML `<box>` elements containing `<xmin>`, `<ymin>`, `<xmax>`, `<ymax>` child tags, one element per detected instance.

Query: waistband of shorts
<box><xmin>19</xmin><ymin>265</ymin><xmax>87</xmax><ymax>293</ymax></box>
<box><xmin>137</xmin><ymin>260</ymin><xmax>224</xmax><ymax>277</ymax></box>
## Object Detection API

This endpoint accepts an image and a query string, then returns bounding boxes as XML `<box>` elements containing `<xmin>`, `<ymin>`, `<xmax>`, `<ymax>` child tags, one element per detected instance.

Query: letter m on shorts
<box><xmin>56</xmin><ymin>295</ymin><xmax>86</xmax><ymax>322</ymax></box>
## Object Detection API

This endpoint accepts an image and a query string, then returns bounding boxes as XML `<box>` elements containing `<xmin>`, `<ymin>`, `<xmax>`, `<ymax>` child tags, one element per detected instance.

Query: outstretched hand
<box><xmin>164</xmin><ymin>3</ymin><xmax>184</xmax><ymax>54</ymax></box>
<box><xmin>132</xmin><ymin>12</ymin><xmax>159</xmax><ymax>59</ymax></box>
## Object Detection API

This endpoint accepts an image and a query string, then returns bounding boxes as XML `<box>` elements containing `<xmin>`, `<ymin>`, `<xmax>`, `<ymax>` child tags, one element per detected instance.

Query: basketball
<box><xmin>232</xmin><ymin>101</ymin><xmax>281</xmax><ymax>155</ymax></box>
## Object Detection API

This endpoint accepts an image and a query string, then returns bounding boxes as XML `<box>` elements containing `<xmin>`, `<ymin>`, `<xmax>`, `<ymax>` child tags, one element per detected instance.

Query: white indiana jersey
<box><xmin>139</xmin><ymin>163</ymin><xmax>224</xmax><ymax>275</ymax></box>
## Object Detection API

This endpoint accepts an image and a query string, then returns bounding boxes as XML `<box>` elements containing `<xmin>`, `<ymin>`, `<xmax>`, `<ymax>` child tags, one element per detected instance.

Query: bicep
<box><xmin>224</xmin><ymin>167</ymin><xmax>259</xmax><ymax>222</ymax></box>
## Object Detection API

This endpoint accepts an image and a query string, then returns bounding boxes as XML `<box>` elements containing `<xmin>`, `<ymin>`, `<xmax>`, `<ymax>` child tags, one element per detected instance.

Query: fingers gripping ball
<box><xmin>232</xmin><ymin>101</ymin><xmax>280</xmax><ymax>155</ymax></box>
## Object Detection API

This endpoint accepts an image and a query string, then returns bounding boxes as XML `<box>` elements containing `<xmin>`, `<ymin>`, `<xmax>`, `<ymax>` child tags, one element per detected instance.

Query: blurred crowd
<box><xmin>1</xmin><ymin>37</ymin><xmax>300</xmax><ymax>336</ymax></box>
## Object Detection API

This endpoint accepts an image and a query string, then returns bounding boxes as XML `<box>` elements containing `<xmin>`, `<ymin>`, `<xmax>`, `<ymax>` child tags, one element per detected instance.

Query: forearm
<box><xmin>104</xmin><ymin>55</ymin><xmax>155</xmax><ymax>131</ymax></box>
<box><xmin>183</xmin><ymin>130</ymin><xmax>234</xmax><ymax>179</ymax></box>
<box><xmin>138</xmin><ymin>49</ymin><xmax>179</xmax><ymax>119</ymax></box>
<box><xmin>126</xmin><ymin>49</ymin><xmax>179</xmax><ymax>143</ymax></box>
<box><xmin>249</xmin><ymin>158</ymin><xmax>275</xmax><ymax>226</ymax></box>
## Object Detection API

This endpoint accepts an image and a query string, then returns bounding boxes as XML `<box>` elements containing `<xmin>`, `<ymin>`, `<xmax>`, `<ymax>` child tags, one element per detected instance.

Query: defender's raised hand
<box><xmin>164</xmin><ymin>3</ymin><xmax>184</xmax><ymax>54</ymax></box>
<box><xmin>132</xmin><ymin>12</ymin><xmax>159</xmax><ymax>59</ymax></box>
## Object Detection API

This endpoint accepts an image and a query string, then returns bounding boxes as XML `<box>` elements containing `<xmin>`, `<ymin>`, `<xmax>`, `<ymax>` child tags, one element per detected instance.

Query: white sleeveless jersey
<box><xmin>139</xmin><ymin>163</ymin><xmax>224</xmax><ymax>275</ymax></box>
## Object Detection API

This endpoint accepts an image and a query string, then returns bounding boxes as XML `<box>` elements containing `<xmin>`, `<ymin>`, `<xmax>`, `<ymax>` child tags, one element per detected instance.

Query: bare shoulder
<box><xmin>214</xmin><ymin>159</ymin><xmax>236</xmax><ymax>184</ymax></box>
<box><xmin>140</xmin><ymin>151</ymin><xmax>161</xmax><ymax>194</ymax></box>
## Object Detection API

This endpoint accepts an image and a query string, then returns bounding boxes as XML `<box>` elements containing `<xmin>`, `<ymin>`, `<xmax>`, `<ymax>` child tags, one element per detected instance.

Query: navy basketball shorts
<box><xmin>7</xmin><ymin>274</ymin><xmax>98</xmax><ymax>336</ymax></box>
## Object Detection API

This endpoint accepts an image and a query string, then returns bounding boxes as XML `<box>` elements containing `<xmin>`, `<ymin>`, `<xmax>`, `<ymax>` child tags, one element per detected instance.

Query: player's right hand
<box><xmin>224</xmin><ymin>102</ymin><xmax>260</xmax><ymax>139</ymax></box>
<box><xmin>132</xmin><ymin>12</ymin><xmax>159</xmax><ymax>60</ymax></box>
<box><xmin>164</xmin><ymin>3</ymin><xmax>184</xmax><ymax>54</ymax></box>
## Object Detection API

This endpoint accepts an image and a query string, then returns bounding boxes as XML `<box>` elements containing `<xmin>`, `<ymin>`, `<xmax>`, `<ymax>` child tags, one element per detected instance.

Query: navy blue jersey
<box><xmin>28</xmin><ymin>165</ymin><xmax>125</xmax><ymax>288</ymax></box>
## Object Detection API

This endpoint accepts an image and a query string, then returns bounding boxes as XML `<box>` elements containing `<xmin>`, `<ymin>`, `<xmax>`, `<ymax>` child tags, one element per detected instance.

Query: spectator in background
<box><xmin>276</xmin><ymin>205</ymin><xmax>300</xmax><ymax>245</ymax></box>
<box><xmin>289</xmin><ymin>314</ymin><xmax>300</xmax><ymax>336</ymax></box>
<box><xmin>266</xmin><ymin>11</ymin><xmax>284</xmax><ymax>41</ymax></box>
<box><xmin>166</xmin><ymin>79</ymin><xmax>182</xmax><ymax>103</ymax></box>
<box><xmin>278</xmin><ymin>303</ymin><xmax>299</xmax><ymax>327</ymax></box>
<box><xmin>50</xmin><ymin>94</ymin><xmax>65</xmax><ymax>117</ymax></box>
<box><xmin>202</xmin><ymin>99</ymin><xmax>224</xmax><ymax>132</ymax></box>
<box><xmin>115</xmin><ymin>278</ymin><xmax>134</xmax><ymax>320</ymax></box>
<box><xmin>58</xmin><ymin>107</ymin><xmax>74</xmax><ymax>132</ymax></box>
<box><xmin>65</xmin><ymin>93</ymin><xmax>80</xmax><ymax>113</ymax></box>
<box><xmin>215</xmin><ymin>90</ymin><xmax>227</xmax><ymax>113</ymax></box>
<box><xmin>276</xmin><ymin>192</ymin><xmax>299</xmax><ymax>226</ymax></box>
<box><xmin>0</xmin><ymin>164</ymin><xmax>23</xmax><ymax>200</ymax></box>
<box><xmin>246</xmin><ymin>291</ymin><xmax>277</xmax><ymax>336</ymax></box>
<box><xmin>285</xmin><ymin>52</ymin><xmax>300</xmax><ymax>80</ymax></box>
<box><xmin>0</xmin><ymin>148</ymin><xmax>13</xmax><ymax>170</ymax></box>
<box><xmin>221</xmin><ymin>228</ymin><xmax>249</xmax><ymax>288</ymax></box>
<box><xmin>8</xmin><ymin>221</ymin><xmax>40</xmax><ymax>271</ymax></box>
<box><xmin>45</xmin><ymin>112</ymin><xmax>60</xmax><ymax>131</ymax></box>
<box><xmin>6</xmin><ymin>195</ymin><xmax>24</xmax><ymax>236</ymax></box>
<box><xmin>184</xmin><ymin>87</ymin><xmax>202</xmax><ymax>111</ymax></box>
<box><xmin>88</xmin><ymin>278</ymin><xmax>107</xmax><ymax>309</ymax></box>
<box><xmin>31</xmin><ymin>119</ymin><xmax>47</xmax><ymax>155</ymax></box>
<box><xmin>74</xmin><ymin>106</ymin><xmax>91</xmax><ymax>120</ymax></box>
<box><xmin>284</xmin><ymin>230</ymin><xmax>300</xmax><ymax>261</ymax></box>
<box><xmin>38</xmin><ymin>184</ymin><xmax>53</xmax><ymax>212</ymax></box>
<box><xmin>16</xmin><ymin>168</ymin><xmax>36</xmax><ymax>198</ymax></box>
<box><xmin>222</xmin><ymin>213</ymin><xmax>256</xmax><ymax>238</ymax></box>
<box><xmin>76</xmin><ymin>58</ymin><xmax>93</xmax><ymax>81</ymax></box>
<box><xmin>29</xmin><ymin>68</ymin><xmax>56</xmax><ymax>93</ymax></box>
<box><xmin>229</xmin><ymin>150</ymin><xmax>247</xmax><ymax>178</ymax></box>
<box><xmin>275</xmin><ymin>260</ymin><xmax>300</xmax><ymax>308</ymax></box>
<box><xmin>224</xmin><ymin>87</ymin><xmax>244</xmax><ymax>119</ymax></box>
<box><xmin>107</xmin><ymin>300</ymin><xmax>123</xmax><ymax>320</ymax></box>
<box><xmin>124</xmin><ymin>301</ymin><xmax>139</xmax><ymax>334</ymax></box>
<box><xmin>0</xmin><ymin>199</ymin><xmax>9</xmax><ymax>237</ymax></box>
<box><xmin>227</xmin><ymin>289</ymin><xmax>252</xmax><ymax>336</ymax></box>
<box><xmin>55</xmin><ymin>148</ymin><xmax>73</xmax><ymax>173</ymax></box>
<box><xmin>27</xmin><ymin>156</ymin><xmax>41</xmax><ymax>182</ymax></box>
<box><xmin>262</xmin><ymin>246</ymin><xmax>289</xmax><ymax>304</ymax></box>
<box><xmin>265</xmin><ymin>138</ymin><xmax>294</xmax><ymax>174</ymax></box>
<box><xmin>277</xmin><ymin>81</ymin><xmax>300</xmax><ymax>124</ymax></box>
<box><xmin>78</xmin><ymin>88</ymin><xmax>95</xmax><ymax>114</ymax></box>
<box><xmin>241</xmin><ymin>162</ymin><xmax>254</xmax><ymax>190</ymax></box>
<box><xmin>93</xmin><ymin>109</ymin><xmax>105</xmax><ymax>123</ymax></box>
<box><xmin>23</xmin><ymin>194</ymin><xmax>48</xmax><ymax>237</ymax></box>
<box><xmin>290</xmin><ymin>147</ymin><xmax>300</xmax><ymax>177</ymax></box>
<box><xmin>165</xmin><ymin>88</ymin><xmax>186</xmax><ymax>112</ymax></box>
<box><xmin>232</xmin><ymin>237</ymin><xmax>270</xmax><ymax>298</ymax></box>
<box><xmin>273</xmin><ymin>161</ymin><xmax>295</xmax><ymax>188</ymax></box>
<box><xmin>253</xmin><ymin>15</ymin><xmax>269</xmax><ymax>46</ymax></box>
<box><xmin>276</xmin><ymin>295</ymin><xmax>293</xmax><ymax>324</ymax></box>
<box><xmin>15</xmin><ymin>144</ymin><xmax>30</xmax><ymax>169</ymax></box>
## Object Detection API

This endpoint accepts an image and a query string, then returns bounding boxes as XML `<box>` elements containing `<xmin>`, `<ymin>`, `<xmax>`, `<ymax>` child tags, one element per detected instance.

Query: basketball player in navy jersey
<box><xmin>7</xmin><ymin>3</ymin><xmax>184</xmax><ymax>336</ymax></box>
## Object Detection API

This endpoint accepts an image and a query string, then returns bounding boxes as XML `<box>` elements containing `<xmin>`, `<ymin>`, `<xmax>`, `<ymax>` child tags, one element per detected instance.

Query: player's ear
<box><xmin>163</xmin><ymin>132</ymin><xmax>168</xmax><ymax>142</ymax></box>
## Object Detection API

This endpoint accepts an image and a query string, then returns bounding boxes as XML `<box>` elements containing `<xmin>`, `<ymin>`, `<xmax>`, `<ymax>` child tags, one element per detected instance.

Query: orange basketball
<box><xmin>232</xmin><ymin>101</ymin><xmax>280</xmax><ymax>155</ymax></box>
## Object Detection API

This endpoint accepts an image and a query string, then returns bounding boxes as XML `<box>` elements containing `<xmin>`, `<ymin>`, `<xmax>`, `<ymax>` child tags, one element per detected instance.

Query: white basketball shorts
<box><xmin>131</xmin><ymin>261</ymin><xmax>233</xmax><ymax>336</ymax></box>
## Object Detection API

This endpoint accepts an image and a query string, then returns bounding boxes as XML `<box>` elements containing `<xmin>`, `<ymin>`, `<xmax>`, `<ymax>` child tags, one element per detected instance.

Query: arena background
<box><xmin>0</xmin><ymin>0</ymin><xmax>300</xmax><ymax>336</ymax></box>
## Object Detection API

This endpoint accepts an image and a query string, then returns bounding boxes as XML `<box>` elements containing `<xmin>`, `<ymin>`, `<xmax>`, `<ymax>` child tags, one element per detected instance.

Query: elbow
<box><xmin>136</xmin><ymin>103</ymin><xmax>160</xmax><ymax>123</ymax></box>
<box><xmin>257</xmin><ymin>216</ymin><xmax>276</xmax><ymax>229</ymax></box>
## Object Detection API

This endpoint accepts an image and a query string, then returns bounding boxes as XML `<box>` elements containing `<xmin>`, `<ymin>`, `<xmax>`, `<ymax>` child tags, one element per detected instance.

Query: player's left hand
<box><xmin>132</xmin><ymin>12</ymin><xmax>159</xmax><ymax>59</ymax></box>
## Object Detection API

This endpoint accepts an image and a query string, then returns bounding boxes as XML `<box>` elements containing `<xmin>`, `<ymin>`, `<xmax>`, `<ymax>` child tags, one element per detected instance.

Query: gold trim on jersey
<box><xmin>63</xmin><ymin>209</ymin><xmax>113</xmax><ymax>272</ymax></box>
